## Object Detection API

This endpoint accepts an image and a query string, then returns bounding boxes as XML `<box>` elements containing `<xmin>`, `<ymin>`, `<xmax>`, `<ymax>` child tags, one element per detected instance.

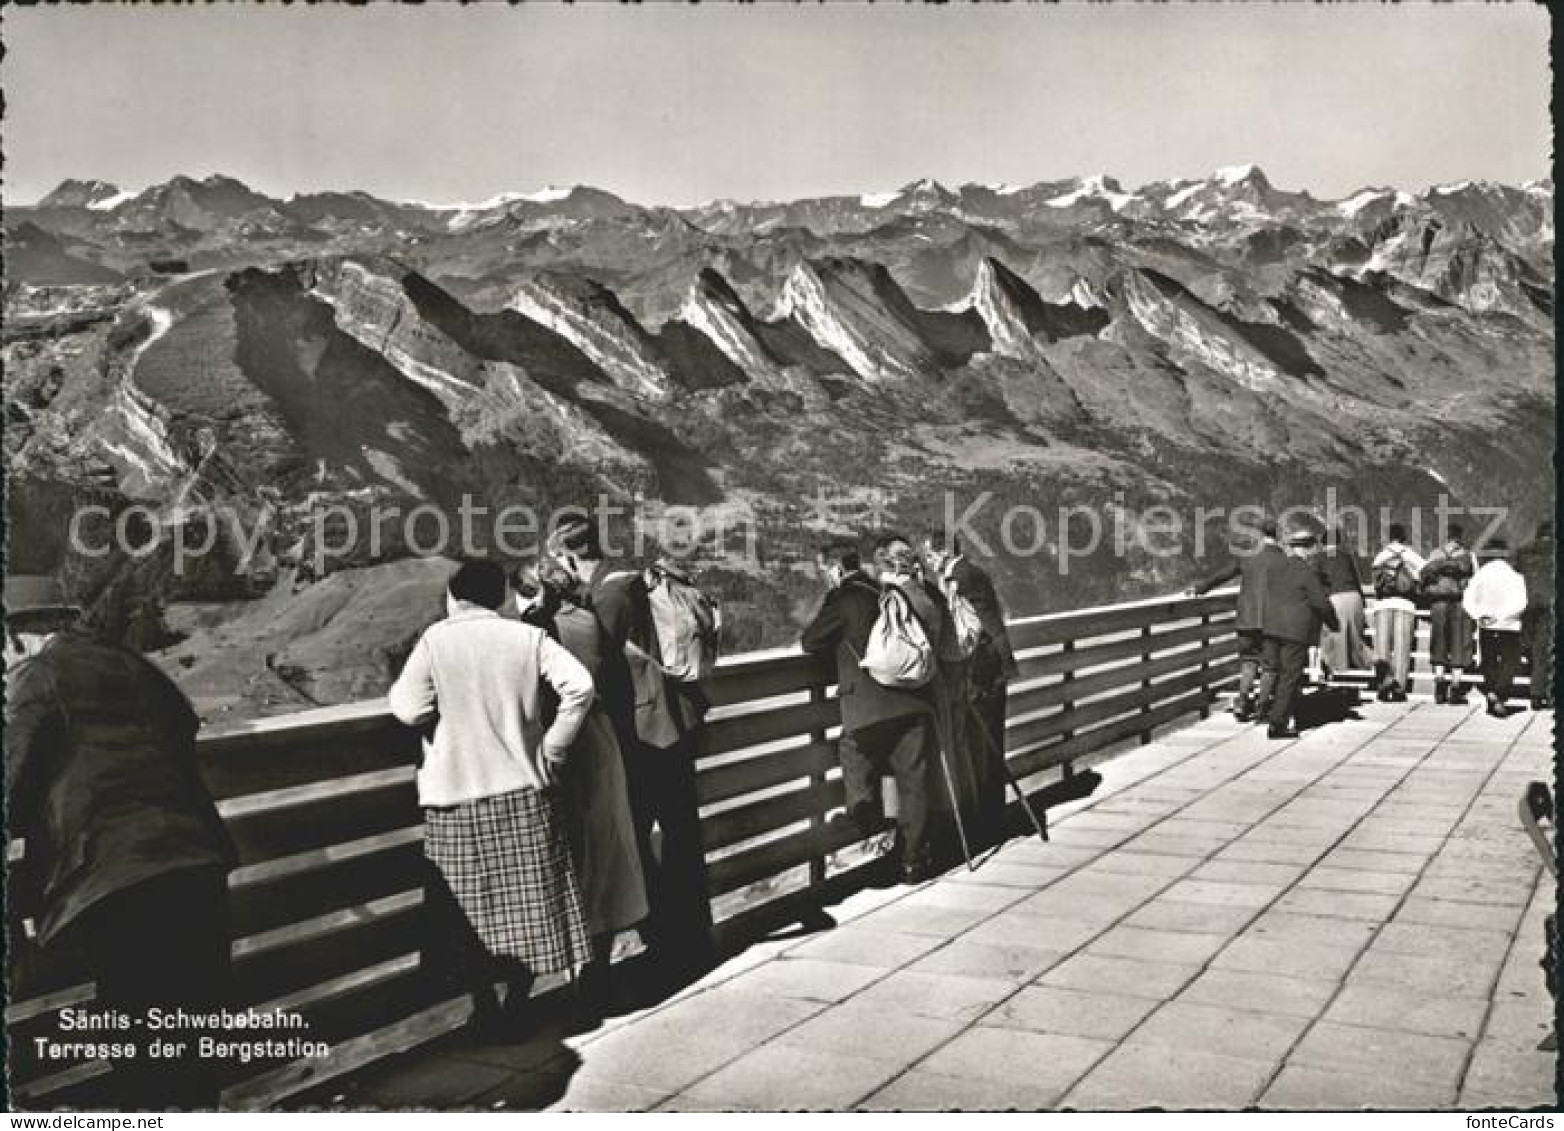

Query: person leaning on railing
<box><xmin>5</xmin><ymin>574</ymin><xmax>237</xmax><ymax>1111</ymax></box>
<box><xmin>1420</xmin><ymin>525</ymin><xmax>1478</xmax><ymax>705</ymax></box>
<box><xmin>801</xmin><ymin>539</ymin><xmax>937</xmax><ymax>884</ymax></box>
<box><xmin>1463</xmin><ymin>538</ymin><xmax>1529</xmax><ymax>719</ymax></box>
<box><xmin>388</xmin><ymin>559</ymin><xmax>597</xmax><ymax>1038</ymax></box>
<box><xmin>1184</xmin><ymin>517</ymin><xmax>1286</xmax><ymax>723</ymax></box>
<box><xmin>1368</xmin><ymin>524</ymin><xmax>1427</xmax><ymax>702</ymax></box>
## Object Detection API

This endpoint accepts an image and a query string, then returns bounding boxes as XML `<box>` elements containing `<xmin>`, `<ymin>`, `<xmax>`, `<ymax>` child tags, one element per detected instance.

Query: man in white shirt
<box><xmin>1463</xmin><ymin>539</ymin><xmax>1529</xmax><ymax>718</ymax></box>
<box><xmin>390</xmin><ymin>559</ymin><xmax>597</xmax><ymax>1034</ymax></box>
<box><xmin>1369</xmin><ymin>524</ymin><xmax>1426</xmax><ymax>702</ymax></box>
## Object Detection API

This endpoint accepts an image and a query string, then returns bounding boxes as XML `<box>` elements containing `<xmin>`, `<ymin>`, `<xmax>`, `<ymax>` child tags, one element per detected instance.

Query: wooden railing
<box><xmin>8</xmin><ymin>590</ymin><xmax>1244</xmax><ymax>1108</ymax></box>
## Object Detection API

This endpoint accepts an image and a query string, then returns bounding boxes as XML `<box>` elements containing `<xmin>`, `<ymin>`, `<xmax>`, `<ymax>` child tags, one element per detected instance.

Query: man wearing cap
<box><xmin>1463</xmin><ymin>539</ymin><xmax>1529</xmax><ymax>718</ymax></box>
<box><xmin>1186</xmin><ymin>516</ymin><xmax>1287</xmax><ymax>722</ymax></box>
<box><xmin>5</xmin><ymin>575</ymin><xmax>237</xmax><ymax>1109</ymax></box>
<box><xmin>1258</xmin><ymin>528</ymin><xmax>1340</xmax><ymax>739</ymax></box>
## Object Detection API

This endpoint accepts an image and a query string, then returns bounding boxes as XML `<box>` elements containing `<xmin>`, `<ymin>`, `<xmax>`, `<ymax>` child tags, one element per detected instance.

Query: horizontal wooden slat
<box><xmin>703</xmin><ymin>652</ymin><xmax>833</xmax><ymax>709</ymax></box>
<box><xmin>199</xmin><ymin>703</ymin><xmax>416</xmax><ymax>802</ymax></box>
<box><xmin>704</xmin><ymin>780</ymin><xmax>846</xmax><ymax>853</ymax></box>
<box><xmin>225</xmin><ymin>774</ymin><xmax>420</xmax><ymax>865</ymax></box>
<box><xmin>229</xmin><ymin>836</ymin><xmax>426</xmax><ymax>939</ymax></box>
<box><xmin>1005</xmin><ymin>657</ymin><xmax>1239</xmax><ymax>756</ymax></box>
<box><xmin>697</xmin><ymin>741</ymin><xmax>836</xmax><ymax>808</ymax></box>
<box><xmin>1007</xmin><ymin>682</ymin><xmax>1228</xmax><ymax>780</ymax></box>
<box><xmin>1009</xmin><ymin>637</ymin><xmax>1233</xmax><ymax>721</ymax></box>
<box><xmin>231</xmin><ymin>894</ymin><xmax>424</xmax><ymax>1008</ymax></box>
<box><xmin>707</xmin><ymin>820</ymin><xmax>864</xmax><ymax>899</ymax></box>
<box><xmin>698</xmin><ymin>697</ymin><xmax>840</xmax><ymax>760</ymax></box>
<box><xmin>1014</xmin><ymin>617</ymin><xmax>1234</xmax><ymax>684</ymax></box>
<box><xmin>1007</xmin><ymin>593</ymin><xmax>1235</xmax><ymax>653</ymax></box>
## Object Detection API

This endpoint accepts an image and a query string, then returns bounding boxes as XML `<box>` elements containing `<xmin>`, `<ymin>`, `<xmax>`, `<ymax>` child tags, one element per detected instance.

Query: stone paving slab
<box><xmin>326</xmin><ymin>700</ymin><xmax>1554</xmax><ymax>1111</ymax></box>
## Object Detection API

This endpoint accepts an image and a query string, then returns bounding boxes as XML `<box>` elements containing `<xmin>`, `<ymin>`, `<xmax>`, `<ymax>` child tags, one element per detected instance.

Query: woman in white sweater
<box><xmin>389</xmin><ymin>559</ymin><xmax>597</xmax><ymax>1034</ymax></box>
<box><xmin>1463</xmin><ymin>539</ymin><xmax>1529</xmax><ymax>718</ymax></box>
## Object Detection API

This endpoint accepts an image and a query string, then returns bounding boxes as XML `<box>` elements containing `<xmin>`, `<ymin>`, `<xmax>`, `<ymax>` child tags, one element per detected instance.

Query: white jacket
<box><xmin>389</xmin><ymin>604</ymin><xmax>595</xmax><ymax>806</ymax></box>
<box><xmin>1462</xmin><ymin>560</ymin><xmax>1528</xmax><ymax>633</ymax></box>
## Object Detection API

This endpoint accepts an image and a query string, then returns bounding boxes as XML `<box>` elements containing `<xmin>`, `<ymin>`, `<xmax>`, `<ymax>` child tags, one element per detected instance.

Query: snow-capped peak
<box><xmin>1046</xmin><ymin>174</ymin><xmax>1132</xmax><ymax>211</ymax></box>
<box><xmin>88</xmin><ymin>188</ymin><xmax>138</xmax><ymax>212</ymax></box>
<box><xmin>522</xmin><ymin>185</ymin><xmax>576</xmax><ymax>204</ymax></box>
<box><xmin>1214</xmin><ymin>163</ymin><xmax>1265</xmax><ymax>185</ymax></box>
<box><xmin>860</xmin><ymin>190</ymin><xmax>900</xmax><ymax>208</ymax></box>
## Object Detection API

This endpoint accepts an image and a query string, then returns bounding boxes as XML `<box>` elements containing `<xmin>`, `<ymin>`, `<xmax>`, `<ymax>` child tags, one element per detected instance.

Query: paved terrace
<box><xmin>316</xmin><ymin>700</ymin><xmax>1555</xmax><ymax>1111</ymax></box>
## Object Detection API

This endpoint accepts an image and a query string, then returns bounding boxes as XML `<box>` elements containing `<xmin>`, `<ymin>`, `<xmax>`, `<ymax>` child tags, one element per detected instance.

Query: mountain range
<box><xmin>4</xmin><ymin>166</ymin><xmax>1554</xmax><ymax>719</ymax></box>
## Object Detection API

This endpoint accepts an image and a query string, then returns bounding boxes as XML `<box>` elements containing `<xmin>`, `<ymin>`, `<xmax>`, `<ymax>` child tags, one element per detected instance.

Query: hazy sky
<box><xmin>4</xmin><ymin>4</ymin><xmax>1551</xmax><ymax>206</ymax></box>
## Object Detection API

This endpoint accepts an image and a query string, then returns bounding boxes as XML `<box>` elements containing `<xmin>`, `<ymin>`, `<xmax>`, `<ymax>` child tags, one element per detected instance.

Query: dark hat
<box><xmin>1477</xmin><ymin>538</ymin><xmax>1511</xmax><ymax>560</ymax></box>
<box><xmin>1284</xmin><ymin>527</ymin><xmax>1319</xmax><ymax>546</ymax></box>
<box><xmin>5</xmin><ymin>574</ymin><xmax>80</xmax><ymax>622</ymax></box>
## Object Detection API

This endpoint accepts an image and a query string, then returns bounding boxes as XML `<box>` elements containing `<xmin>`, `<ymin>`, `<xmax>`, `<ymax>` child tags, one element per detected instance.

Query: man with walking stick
<box><xmin>801</xmin><ymin>539</ymin><xmax>940</xmax><ymax>884</ymax></box>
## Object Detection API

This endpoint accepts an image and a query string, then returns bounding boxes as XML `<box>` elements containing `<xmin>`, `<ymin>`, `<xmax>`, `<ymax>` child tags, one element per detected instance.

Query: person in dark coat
<box><xmin>547</xmin><ymin>516</ymin><xmax>713</xmax><ymax>977</ymax></box>
<box><xmin>5</xmin><ymin>575</ymin><xmax>238</xmax><ymax>1111</ymax></box>
<box><xmin>1259</xmin><ymin>529</ymin><xmax>1341</xmax><ymax>739</ymax></box>
<box><xmin>1187</xmin><ymin>518</ymin><xmax>1286</xmax><ymax>722</ymax></box>
<box><xmin>1420</xmin><ymin>525</ymin><xmax>1478</xmax><ymax>704</ymax></box>
<box><xmin>1516</xmin><ymin>521</ymin><xmax>1555</xmax><ymax>710</ymax></box>
<box><xmin>1315</xmin><ymin>526</ymin><xmax>1370</xmax><ymax>680</ymax></box>
<box><xmin>923</xmin><ymin>532</ymin><xmax>1018</xmax><ymax>840</ymax></box>
<box><xmin>801</xmin><ymin>539</ymin><xmax>936</xmax><ymax>883</ymax></box>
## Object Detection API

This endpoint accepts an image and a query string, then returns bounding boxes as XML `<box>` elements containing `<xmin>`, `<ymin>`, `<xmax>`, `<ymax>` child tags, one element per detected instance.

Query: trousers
<box><xmin>1478</xmin><ymin>629</ymin><xmax>1523</xmax><ymax>703</ymax></box>
<box><xmin>1262</xmin><ymin>637</ymin><xmax>1310</xmax><ymax>731</ymax></box>
<box><xmin>839</xmin><ymin>714</ymin><xmax>933</xmax><ymax>865</ymax></box>
<box><xmin>76</xmin><ymin>866</ymin><xmax>231</xmax><ymax>1111</ymax></box>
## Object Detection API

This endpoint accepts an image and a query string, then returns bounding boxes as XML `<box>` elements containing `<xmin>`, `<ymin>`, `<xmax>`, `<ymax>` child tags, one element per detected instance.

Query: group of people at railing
<box><xmin>7</xmin><ymin>506</ymin><xmax>1549</xmax><ymax>1109</ymax></box>
<box><xmin>1187</xmin><ymin>517</ymin><xmax>1554</xmax><ymax>735</ymax></box>
<box><xmin>799</xmin><ymin>532</ymin><xmax>1020</xmax><ymax>885</ymax></box>
<box><xmin>387</xmin><ymin>521</ymin><xmax>1025</xmax><ymax>1039</ymax></box>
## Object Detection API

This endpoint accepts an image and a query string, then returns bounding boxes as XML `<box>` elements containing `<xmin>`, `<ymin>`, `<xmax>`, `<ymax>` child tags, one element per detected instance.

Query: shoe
<box><xmin>830</xmin><ymin>804</ymin><xmax>892</xmax><ymax>838</ymax></box>
<box><xmin>1234</xmin><ymin>705</ymin><xmax>1255</xmax><ymax>723</ymax></box>
<box><xmin>1267</xmin><ymin>725</ymin><xmax>1300</xmax><ymax>740</ymax></box>
<box><xmin>900</xmin><ymin>858</ymin><xmax>935</xmax><ymax>886</ymax></box>
<box><xmin>1391</xmin><ymin>688</ymin><xmax>1409</xmax><ymax>703</ymax></box>
<box><xmin>1434</xmin><ymin>680</ymin><xmax>1448</xmax><ymax>704</ymax></box>
<box><xmin>1448</xmin><ymin>689</ymin><xmax>1470</xmax><ymax>706</ymax></box>
<box><xmin>1375</xmin><ymin>684</ymin><xmax>1391</xmax><ymax>702</ymax></box>
<box><xmin>1485</xmin><ymin>694</ymin><xmax>1511</xmax><ymax>719</ymax></box>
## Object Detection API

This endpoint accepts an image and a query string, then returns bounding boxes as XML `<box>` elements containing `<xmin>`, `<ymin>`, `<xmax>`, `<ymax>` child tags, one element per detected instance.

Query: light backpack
<box><xmin>1373</xmin><ymin>551</ymin><xmax>1418</xmax><ymax>600</ymax></box>
<box><xmin>940</xmin><ymin>563</ymin><xmax>985</xmax><ymax>659</ymax></box>
<box><xmin>648</xmin><ymin>569</ymin><xmax>720</xmax><ymax>683</ymax></box>
<box><xmin>861</xmin><ymin>584</ymin><xmax>935</xmax><ymax>690</ymax></box>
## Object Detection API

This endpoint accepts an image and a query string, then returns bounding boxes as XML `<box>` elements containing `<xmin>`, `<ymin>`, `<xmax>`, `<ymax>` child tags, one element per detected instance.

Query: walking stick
<box><xmin>965</xmin><ymin>699</ymin><xmax>1049</xmax><ymax>844</ymax></box>
<box><xmin>930</xmin><ymin>698</ymin><xmax>978</xmax><ymax>872</ymax></box>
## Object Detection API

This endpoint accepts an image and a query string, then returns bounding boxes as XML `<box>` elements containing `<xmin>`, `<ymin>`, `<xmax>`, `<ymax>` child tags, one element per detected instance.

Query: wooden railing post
<box><xmin>1140</xmin><ymin>622</ymin><xmax>1155</xmax><ymax>744</ymax></box>
<box><xmin>1059</xmin><ymin>639</ymin><xmax>1076</xmax><ymax>779</ymax></box>
<box><xmin>1199</xmin><ymin>609</ymin><xmax>1212</xmax><ymax>719</ymax></box>
<box><xmin>807</xmin><ymin>681</ymin><xmax>829</xmax><ymax>889</ymax></box>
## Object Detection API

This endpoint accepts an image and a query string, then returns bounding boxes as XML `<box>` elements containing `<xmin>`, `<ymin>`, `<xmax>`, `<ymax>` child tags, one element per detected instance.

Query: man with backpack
<box><xmin>801</xmin><ymin>538</ymin><xmax>937</xmax><ymax>884</ymax></box>
<box><xmin>1517</xmin><ymin>521</ymin><xmax>1555</xmax><ymax>710</ymax></box>
<box><xmin>1369</xmin><ymin>524</ymin><xmax>1426</xmax><ymax>702</ymax></box>
<box><xmin>922</xmin><ymin>532</ymin><xmax>1015</xmax><ymax>841</ymax></box>
<box><xmin>547</xmin><ymin>517</ymin><xmax>714</xmax><ymax>979</ymax></box>
<box><xmin>1421</xmin><ymin>524</ymin><xmax>1478</xmax><ymax>705</ymax></box>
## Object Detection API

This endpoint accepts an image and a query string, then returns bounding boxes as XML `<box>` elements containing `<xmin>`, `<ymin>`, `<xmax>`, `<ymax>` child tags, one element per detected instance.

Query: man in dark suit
<box><xmin>1186</xmin><ymin>517</ymin><xmax>1286</xmax><ymax>722</ymax></box>
<box><xmin>801</xmin><ymin>539</ymin><xmax>935</xmax><ymax>883</ymax></box>
<box><xmin>548</xmin><ymin>516</ymin><xmax>712</xmax><ymax>974</ymax></box>
<box><xmin>922</xmin><ymin>532</ymin><xmax>1017</xmax><ymax>837</ymax></box>
<box><xmin>1260</xmin><ymin>527</ymin><xmax>1341</xmax><ymax>739</ymax></box>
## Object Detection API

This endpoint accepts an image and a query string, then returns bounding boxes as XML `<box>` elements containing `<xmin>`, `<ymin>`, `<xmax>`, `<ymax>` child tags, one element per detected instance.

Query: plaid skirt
<box><xmin>424</xmin><ymin>787</ymin><xmax>592</xmax><ymax>975</ymax></box>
